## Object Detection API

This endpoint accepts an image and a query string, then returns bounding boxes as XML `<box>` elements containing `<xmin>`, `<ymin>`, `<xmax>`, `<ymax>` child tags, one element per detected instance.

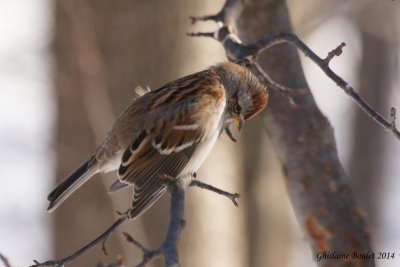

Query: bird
<box><xmin>47</xmin><ymin>61</ymin><xmax>269</xmax><ymax>219</ymax></box>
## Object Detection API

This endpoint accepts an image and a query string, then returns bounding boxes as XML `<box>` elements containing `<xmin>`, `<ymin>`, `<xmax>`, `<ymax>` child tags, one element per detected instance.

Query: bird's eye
<box><xmin>234</xmin><ymin>103</ymin><xmax>242</xmax><ymax>114</ymax></box>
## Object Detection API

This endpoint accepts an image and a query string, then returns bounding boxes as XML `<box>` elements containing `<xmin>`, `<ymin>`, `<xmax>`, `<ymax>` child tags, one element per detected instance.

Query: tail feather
<box><xmin>47</xmin><ymin>157</ymin><xmax>98</xmax><ymax>212</ymax></box>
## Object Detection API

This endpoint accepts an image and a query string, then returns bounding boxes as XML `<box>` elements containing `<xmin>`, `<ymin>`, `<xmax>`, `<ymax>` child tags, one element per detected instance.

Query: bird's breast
<box><xmin>180</xmin><ymin>98</ymin><xmax>225</xmax><ymax>178</ymax></box>
<box><xmin>182</xmin><ymin>129</ymin><xmax>219</xmax><ymax>175</ymax></box>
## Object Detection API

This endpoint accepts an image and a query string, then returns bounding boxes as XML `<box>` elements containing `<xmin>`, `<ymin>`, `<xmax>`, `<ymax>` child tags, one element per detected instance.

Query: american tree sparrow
<box><xmin>47</xmin><ymin>62</ymin><xmax>268</xmax><ymax>218</ymax></box>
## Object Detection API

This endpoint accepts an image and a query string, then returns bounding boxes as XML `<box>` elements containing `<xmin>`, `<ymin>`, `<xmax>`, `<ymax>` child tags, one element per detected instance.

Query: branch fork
<box><xmin>31</xmin><ymin>176</ymin><xmax>240</xmax><ymax>267</ymax></box>
<box><xmin>188</xmin><ymin>6</ymin><xmax>400</xmax><ymax>140</ymax></box>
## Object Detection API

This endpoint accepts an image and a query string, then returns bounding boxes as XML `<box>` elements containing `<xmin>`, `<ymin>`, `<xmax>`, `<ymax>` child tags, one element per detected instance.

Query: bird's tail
<box><xmin>47</xmin><ymin>157</ymin><xmax>98</xmax><ymax>212</ymax></box>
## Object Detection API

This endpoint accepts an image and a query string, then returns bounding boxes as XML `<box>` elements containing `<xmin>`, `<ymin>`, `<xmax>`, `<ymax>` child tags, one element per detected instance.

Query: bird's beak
<box><xmin>235</xmin><ymin>115</ymin><xmax>244</xmax><ymax>131</ymax></box>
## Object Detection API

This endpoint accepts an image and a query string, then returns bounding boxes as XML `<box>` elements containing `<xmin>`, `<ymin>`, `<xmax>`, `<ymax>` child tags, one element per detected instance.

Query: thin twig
<box><xmin>123</xmin><ymin>232</ymin><xmax>162</xmax><ymax>267</ymax></box>
<box><xmin>120</xmin><ymin>182</ymin><xmax>186</xmax><ymax>267</ymax></box>
<box><xmin>32</xmin><ymin>182</ymin><xmax>187</xmax><ymax>267</ymax></box>
<box><xmin>190</xmin><ymin>180</ymin><xmax>240</xmax><ymax>207</ymax></box>
<box><xmin>391</xmin><ymin>107</ymin><xmax>398</xmax><ymax>132</ymax></box>
<box><xmin>323</xmin><ymin>42</ymin><xmax>346</xmax><ymax>64</ymax></box>
<box><xmin>253</xmin><ymin>62</ymin><xmax>309</xmax><ymax>95</ymax></box>
<box><xmin>252</xmin><ymin>62</ymin><xmax>309</xmax><ymax>108</ymax></box>
<box><xmin>188</xmin><ymin>24</ymin><xmax>400</xmax><ymax>140</ymax></box>
<box><xmin>257</xmin><ymin>33</ymin><xmax>400</xmax><ymax>140</ymax></box>
<box><xmin>31</xmin><ymin>213</ymin><xmax>129</xmax><ymax>267</ymax></box>
<box><xmin>189</xmin><ymin>0</ymin><xmax>242</xmax><ymax>25</ymax></box>
<box><xmin>186</xmin><ymin>32</ymin><xmax>214</xmax><ymax>38</ymax></box>
<box><xmin>189</xmin><ymin>14</ymin><xmax>218</xmax><ymax>24</ymax></box>
<box><xmin>0</xmin><ymin>253</ymin><xmax>11</xmax><ymax>267</ymax></box>
<box><xmin>105</xmin><ymin>180</ymin><xmax>237</xmax><ymax>267</ymax></box>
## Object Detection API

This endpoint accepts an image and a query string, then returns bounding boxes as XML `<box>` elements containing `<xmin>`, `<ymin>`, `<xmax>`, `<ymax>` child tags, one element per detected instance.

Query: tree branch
<box><xmin>163</xmin><ymin>182</ymin><xmax>185</xmax><ymax>267</ymax></box>
<box><xmin>189</xmin><ymin>0</ymin><xmax>243</xmax><ymax>26</ymax></box>
<box><xmin>188</xmin><ymin>19</ymin><xmax>400</xmax><ymax>141</ymax></box>
<box><xmin>110</xmin><ymin>182</ymin><xmax>186</xmax><ymax>267</ymax></box>
<box><xmin>31</xmin><ymin>213</ymin><xmax>129</xmax><ymax>267</ymax></box>
<box><xmin>255</xmin><ymin>33</ymin><xmax>399</xmax><ymax>139</ymax></box>
<box><xmin>31</xmin><ymin>182</ymin><xmax>187</xmax><ymax>267</ymax></box>
<box><xmin>0</xmin><ymin>253</ymin><xmax>11</xmax><ymax>267</ymax></box>
<box><xmin>189</xmin><ymin>180</ymin><xmax>240</xmax><ymax>207</ymax></box>
<box><xmin>189</xmin><ymin>1</ymin><xmax>377</xmax><ymax>266</ymax></box>
<box><xmin>391</xmin><ymin>107</ymin><xmax>398</xmax><ymax>132</ymax></box>
<box><xmin>123</xmin><ymin>232</ymin><xmax>163</xmax><ymax>267</ymax></box>
<box><xmin>113</xmin><ymin>180</ymin><xmax>240</xmax><ymax>267</ymax></box>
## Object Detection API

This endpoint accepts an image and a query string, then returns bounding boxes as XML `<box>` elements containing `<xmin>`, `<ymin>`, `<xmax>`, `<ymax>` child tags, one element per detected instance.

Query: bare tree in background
<box><xmin>54</xmin><ymin>1</ymin><xmax>122</xmax><ymax>266</ymax></box>
<box><xmin>349</xmin><ymin>2</ymin><xmax>399</xmax><ymax>232</ymax></box>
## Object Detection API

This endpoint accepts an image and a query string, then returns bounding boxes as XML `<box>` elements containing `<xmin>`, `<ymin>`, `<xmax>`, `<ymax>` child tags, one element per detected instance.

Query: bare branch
<box><xmin>123</xmin><ymin>232</ymin><xmax>162</xmax><ymax>267</ymax></box>
<box><xmin>323</xmin><ymin>42</ymin><xmax>346</xmax><ymax>64</ymax></box>
<box><xmin>106</xmin><ymin>179</ymin><xmax>239</xmax><ymax>267</ymax></box>
<box><xmin>189</xmin><ymin>0</ymin><xmax>243</xmax><ymax>25</ymax></box>
<box><xmin>391</xmin><ymin>107</ymin><xmax>398</xmax><ymax>132</ymax></box>
<box><xmin>253</xmin><ymin>62</ymin><xmax>309</xmax><ymax>95</ymax></box>
<box><xmin>0</xmin><ymin>253</ymin><xmax>11</xmax><ymax>267</ymax></box>
<box><xmin>188</xmin><ymin>24</ymin><xmax>400</xmax><ymax>140</ymax></box>
<box><xmin>31</xmin><ymin>181</ymin><xmax>187</xmax><ymax>267</ymax></box>
<box><xmin>256</xmin><ymin>33</ymin><xmax>400</xmax><ymax>140</ymax></box>
<box><xmin>163</xmin><ymin>182</ymin><xmax>185</xmax><ymax>267</ymax></box>
<box><xmin>186</xmin><ymin>31</ymin><xmax>214</xmax><ymax>38</ymax></box>
<box><xmin>115</xmin><ymin>182</ymin><xmax>185</xmax><ymax>267</ymax></box>
<box><xmin>31</xmin><ymin>213</ymin><xmax>129</xmax><ymax>267</ymax></box>
<box><xmin>252</xmin><ymin>62</ymin><xmax>309</xmax><ymax>108</ymax></box>
<box><xmin>190</xmin><ymin>1</ymin><xmax>378</xmax><ymax>266</ymax></box>
<box><xmin>190</xmin><ymin>180</ymin><xmax>240</xmax><ymax>207</ymax></box>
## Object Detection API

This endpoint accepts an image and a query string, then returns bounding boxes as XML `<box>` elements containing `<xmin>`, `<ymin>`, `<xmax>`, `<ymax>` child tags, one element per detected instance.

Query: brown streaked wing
<box><xmin>129</xmin><ymin>177</ymin><xmax>165</xmax><ymax>219</ymax></box>
<box><xmin>125</xmin><ymin>144</ymin><xmax>197</xmax><ymax>218</ymax></box>
<box><xmin>115</xmin><ymin>68</ymin><xmax>225</xmax><ymax>217</ymax></box>
<box><xmin>116</xmin><ymin>108</ymin><xmax>203</xmax><ymax>218</ymax></box>
<box><xmin>118</xmin><ymin>127</ymin><xmax>200</xmax><ymax>179</ymax></box>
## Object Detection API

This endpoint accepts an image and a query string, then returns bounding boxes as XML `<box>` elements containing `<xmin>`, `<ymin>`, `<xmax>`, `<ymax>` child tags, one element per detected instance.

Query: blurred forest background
<box><xmin>0</xmin><ymin>0</ymin><xmax>399</xmax><ymax>267</ymax></box>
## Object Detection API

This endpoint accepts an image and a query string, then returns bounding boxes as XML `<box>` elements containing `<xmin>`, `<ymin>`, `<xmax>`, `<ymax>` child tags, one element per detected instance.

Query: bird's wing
<box><xmin>117</xmin><ymin>70</ymin><xmax>226</xmax><ymax>218</ymax></box>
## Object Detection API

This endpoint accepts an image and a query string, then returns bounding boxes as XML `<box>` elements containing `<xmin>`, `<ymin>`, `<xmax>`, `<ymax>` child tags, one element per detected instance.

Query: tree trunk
<box><xmin>237</xmin><ymin>1</ymin><xmax>374</xmax><ymax>266</ymax></box>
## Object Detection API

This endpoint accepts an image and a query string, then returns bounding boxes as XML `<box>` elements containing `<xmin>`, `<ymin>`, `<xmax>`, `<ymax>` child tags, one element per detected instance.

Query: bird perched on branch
<box><xmin>47</xmin><ymin>62</ymin><xmax>268</xmax><ymax>218</ymax></box>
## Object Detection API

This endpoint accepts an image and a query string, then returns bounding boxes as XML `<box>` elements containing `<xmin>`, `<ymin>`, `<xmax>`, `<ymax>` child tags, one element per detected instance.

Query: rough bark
<box><xmin>237</xmin><ymin>1</ymin><xmax>374</xmax><ymax>266</ymax></box>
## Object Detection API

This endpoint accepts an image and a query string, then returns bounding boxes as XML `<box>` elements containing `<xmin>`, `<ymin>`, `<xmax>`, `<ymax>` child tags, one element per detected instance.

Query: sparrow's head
<box><xmin>214</xmin><ymin>62</ymin><xmax>269</xmax><ymax>129</ymax></box>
